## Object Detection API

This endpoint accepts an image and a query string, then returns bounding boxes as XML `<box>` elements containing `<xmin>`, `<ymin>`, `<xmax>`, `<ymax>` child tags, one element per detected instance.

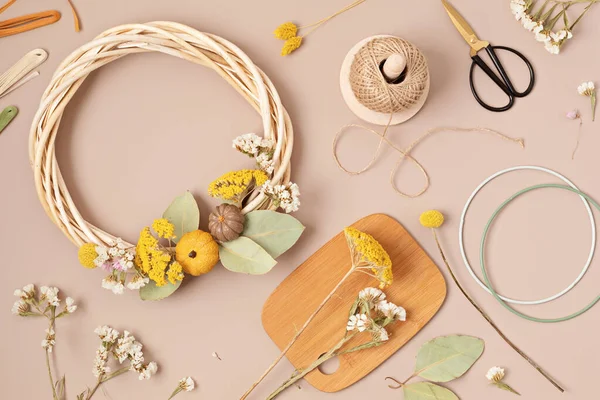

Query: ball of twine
<box><xmin>349</xmin><ymin>37</ymin><xmax>429</xmax><ymax>113</ymax></box>
<box><xmin>28</xmin><ymin>21</ymin><xmax>293</xmax><ymax>247</ymax></box>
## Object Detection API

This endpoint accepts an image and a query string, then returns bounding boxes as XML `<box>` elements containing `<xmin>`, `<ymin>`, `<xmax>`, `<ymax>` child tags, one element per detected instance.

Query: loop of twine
<box><xmin>333</xmin><ymin>120</ymin><xmax>525</xmax><ymax>198</ymax></box>
<box><xmin>349</xmin><ymin>36</ymin><xmax>428</xmax><ymax>113</ymax></box>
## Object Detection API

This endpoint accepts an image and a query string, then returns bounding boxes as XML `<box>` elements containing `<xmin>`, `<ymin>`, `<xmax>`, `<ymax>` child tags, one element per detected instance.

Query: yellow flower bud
<box><xmin>78</xmin><ymin>243</ymin><xmax>98</xmax><ymax>269</ymax></box>
<box><xmin>420</xmin><ymin>210</ymin><xmax>445</xmax><ymax>228</ymax></box>
<box><xmin>281</xmin><ymin>36</ymin><xmax>302</xmax><ymax>56</ymax></box>
<box><xmin>274</xmin><ymin>22</ymin><xmax>298</xmax><ymax>40</ymax></box>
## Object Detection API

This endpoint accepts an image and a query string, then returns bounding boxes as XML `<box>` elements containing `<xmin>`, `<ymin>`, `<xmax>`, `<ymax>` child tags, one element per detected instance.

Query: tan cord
<box><xmin>333</xmin><ymin>121</ymin><xmax>525</xmax><ymax>198</ymax></box>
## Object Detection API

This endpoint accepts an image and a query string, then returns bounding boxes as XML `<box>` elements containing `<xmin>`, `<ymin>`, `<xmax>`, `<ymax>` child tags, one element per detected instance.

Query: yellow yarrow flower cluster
<box><xmin>135</xmin><ymin>226</ymin><xmax>184</xmax><ymax>287</ymax></box>
<box><xmin>344</xmin><ymin>227</ymin><xmax>393</xmax><ymax>288</ymax></box>
<box><xmin>167</xmin><ymin>261</ymin><xmax>184</xmax><ymax>285</ymax></box>
<box><xmin>152</xmin><ymin>218</ymin><xmax>176</xmax><ymax>239</ymax></box>
<box><xmin>208</xmin><ymin>169</ymin><xmax>268</xmax><ymax>203</ymax></box>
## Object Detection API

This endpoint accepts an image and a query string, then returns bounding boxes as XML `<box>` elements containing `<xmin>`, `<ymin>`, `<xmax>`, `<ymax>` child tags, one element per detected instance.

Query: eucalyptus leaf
<box><xmin>162</xmin><ymin>191</ymin><xmax>200</xmax><ymax>243</ymax></box>
<box><xmin>242</xmin><ymin>210</ymin><xmax>305</xmax><ymax>258</ymax></box>
<box><xmin>403</xmin><ymin>382</ymin><xmax>459</xmax><ymax>400</ymax></box>
<box><xmin>139</xmin><ymin>279</ymin><xmax>182</xmax><ymax>301</ymax></box>
<box><xmin>219</xmin><ymin>236</ymin><xmax>277</xmax><ymax>274</ymax></box>
<box><xmin>415</xmin><ymin>335</ymin><xmax>484</xmax><ymax>382</ymax></box>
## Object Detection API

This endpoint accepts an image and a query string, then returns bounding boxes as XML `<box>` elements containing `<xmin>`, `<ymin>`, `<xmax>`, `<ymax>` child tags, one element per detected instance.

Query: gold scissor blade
<box><xmin>442</xmin><ymin>0</ymin><xmax>488</xmax><ymax>54</ymax></box>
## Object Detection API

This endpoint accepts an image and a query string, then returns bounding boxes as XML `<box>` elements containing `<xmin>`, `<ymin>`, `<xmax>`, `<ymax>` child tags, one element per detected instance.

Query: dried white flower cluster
<box><xmin>179</xmin><ymin>377</ymin><xmax>195</xmax><ymax>392</ymax></box>
<box><xmin>93</xmin><ymin>325</ymin><xmax>158</xmax><ymax>380</ymax></box>
<box><xmin>233</xmin><ymin>133</ymin><xmax>276</xmax><ymax>174</ymax></box>
<box><xmin>511</xmin><ymin>0</ymin><xmax>573</xmax><ymax>54</ymax></box>
<box><xmin>578</xmin><ymin>81</ymin><xmax>595</xmax><ymax>97</ymax></box>
<box><xmin>12</xmin><ymin>284</ymin><xmax>77</xmax><ymax>319</ymax></box>
<box><xmin>346</xmin><ymin>287</ymin><xmax>406</xmax><ymax>343</ymax></box>
<box><xmin>262</xmin><ymin>180</ymin><xmax>300</xmax><ymax>213</ymax></box>
<box><xmin>12</xmin><ymin>284</ymin><xmax>77</xmax><ymax>355</ymax></box>
<box><xmin>486</xmin><ymin>366</ymin><xmax>505</xmax><ymax>382</ymax></box>
<box><xmin>94</xmin><ymin>238</ymin><xmax>135</xmax><ymax>272</ymax></box>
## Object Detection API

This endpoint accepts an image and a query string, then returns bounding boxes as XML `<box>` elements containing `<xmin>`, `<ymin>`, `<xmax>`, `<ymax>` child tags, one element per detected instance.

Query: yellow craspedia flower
<box><xmin>167</xmin><ymin>261</ymin><xmax>185</xmax><ymax>285</ymax></box>
<box><xmin>208</xmin><ymin>169</ymin><xmax>268</xmax><ymax>202</ymax></box>
<box><xmin>274</xmin><ymin>22</ymin><xmax>297</xmax><ymax>40</ymax></box>
<box><xmin>78</xmin><ymin>243</ymin><xmax>98</xmax><ymax>269</ymax></box>
<box><xmin>281</xmin><ymin>36</ymin><xmax>302</xmax><ymax>56</ymax></box>
<box><xmin>420</xmin><ymin>210</ymin><xmax>445</xmax><ymax>228</ymax></box>
<box><xmin>152</xmin><ymin>218</ymin><xmax>175</xmax><ymax>239</ymax></box>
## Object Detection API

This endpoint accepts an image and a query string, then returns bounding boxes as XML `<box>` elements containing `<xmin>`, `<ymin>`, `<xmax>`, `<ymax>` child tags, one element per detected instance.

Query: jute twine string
<box><xmin>349</xmin><ymin>37</ymin><xmax>428</xmax><ymax>113</ymax></box>
<box><xmin>29</xmin><ymin>22</ymin><xmax>293</xmax><ymax>247</ymax></box>
<box><xmin>333</xmin><ymin>121</ymin><xmax>525</xmax><ymax>198</ymax></box>
<box><xmin>337</xmin><ymin>35</ymin><xmax>525</xmax><ymax>198</ymax></box>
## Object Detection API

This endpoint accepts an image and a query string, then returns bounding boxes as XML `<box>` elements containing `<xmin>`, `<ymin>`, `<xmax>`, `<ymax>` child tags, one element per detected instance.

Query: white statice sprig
<box><xmin>486</xmin><ymin>366</ymin><xmax>520</xmax><ymax>395</ymax></box>
<box><xmin>233</xmin><ymin>133</ymin><xmax>276</xmax><ymax>174</ymax></box>
<box><xmin>168</xmin><ymin>377</ymin><xmax>196</xmax><ymax>399</ymax></box>
<box><xmin>41</xmin><ymin>327</ymin><xmax>56</xmax><ymax>352</ymax></box>
<box><xmin>510</xmin><ymin>0</ymin><xmax>578</xmax><ymax>55</ymax></box>
<box><xmin>262</xmin><ymin>180</ymin><xmax>300</xmax><ymax>213</ymax></box>
<box><xmin>346</xmin><ymin>314</ymin><xmax>369</xmax><ymax>332</ymax></box>
<box><xmin>127</xmin><ymin>274</ymin><xmax>150</xmax><ymax>290</ymax></box>
<box><xmin>102</xmin><ymin>274</ymin><xmax>125</xmax><ymax>295</ymax></box>
<box><xmin>578</xmin><ymin>81</ymin><xmax>596</xmax><ymax>121</ymax></box>
<box><xmin>94</xmin><ymin>238</ymin><xmax>136</xmax><ymax>272</ymax></box>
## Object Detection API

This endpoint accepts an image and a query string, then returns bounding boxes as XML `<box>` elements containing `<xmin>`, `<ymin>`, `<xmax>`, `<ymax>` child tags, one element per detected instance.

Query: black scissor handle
<box><xmin>469</xmin><ymin>45</ymin><xmax>535</xmax><ymax>112</ymax></box>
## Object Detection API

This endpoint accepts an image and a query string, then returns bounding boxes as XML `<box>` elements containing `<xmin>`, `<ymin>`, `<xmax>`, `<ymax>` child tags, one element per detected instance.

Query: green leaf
<box><xmin>162</xmin><ymin>191</ymin><xmax>200</xmax><ymax>243</ymax></box>
<box><xmin>242</xmin><ymin>210</ymin><xmax>305</xmax><ymax>258</ymax></box>
<box><xmin>219</xmin><ymin>236</ymin><xmax>277</xmax><ymax>274</ymax></box>
<box><xmin>415</xmin><ymin>335</ymin><xmax>484</xmax><ymax>382</ymax></box>
<box><xmin>404</xmin><ymin>382</ymin><xmax>459</xmax><ymax>400</ymax></box>
<box><xmin>139</xmin><ymin>279</ymin><xmax>182</xmax><ymax>301</ymax></box>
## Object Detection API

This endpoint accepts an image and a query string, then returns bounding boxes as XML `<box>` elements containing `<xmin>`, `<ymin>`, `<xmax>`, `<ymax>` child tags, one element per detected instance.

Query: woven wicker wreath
<box><xmin>28</xmin><ymin>22</ymin><xmax>294</xmax><ymax>248</ymax></box>
<box><xmin>28</xmin><ymin>22</ymin><xmax>303</xmax><ymax>298</ymax></box>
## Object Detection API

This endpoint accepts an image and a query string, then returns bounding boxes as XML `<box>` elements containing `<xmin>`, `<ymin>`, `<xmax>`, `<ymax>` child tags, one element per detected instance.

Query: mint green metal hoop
<box><xmin>480</xmin><ymin>183</ymin><xmax>600</xmax><ymax>323</ymax></box>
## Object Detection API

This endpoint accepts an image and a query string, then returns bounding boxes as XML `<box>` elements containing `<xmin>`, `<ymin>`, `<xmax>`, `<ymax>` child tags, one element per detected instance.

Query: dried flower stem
<box><xmin>572</xmin><ymin>117</ymin><xmax>583</xmax><ymax>159</ymax></box>
<box><xmin>45</xmin><ymin>308</ymin><xmax>59</xmax><ymax>400</ymax></box>
<box><xmin>85</xmin><ymin>367</ymin><xmax>129</xmax><ymax>400</ymax></box>
<box><xmin>430</xmin><ymin>229</ymin><xmax>564</xmax><ymax>393</ymax></box>
<box><xmin>300</xmin><ymin>0</ymin><xmax>365</xmax><ymax>37</ymax></box>
<box><xmin>240</xmin><ymin>268</ymin><xmax>355</xmax><ymax>399</ymax></box>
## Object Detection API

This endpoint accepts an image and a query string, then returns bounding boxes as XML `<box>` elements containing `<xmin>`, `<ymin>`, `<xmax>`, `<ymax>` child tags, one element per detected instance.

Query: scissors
<box><xmin>442</xmin><ymin>0</ymin><xmax>535</xmax><ymax>112</ymax></box>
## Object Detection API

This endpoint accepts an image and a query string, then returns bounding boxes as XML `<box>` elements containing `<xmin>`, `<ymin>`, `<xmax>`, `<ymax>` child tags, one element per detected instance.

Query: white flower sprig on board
<box><xmin>265</xmin><ymin>287</ymin><xmax>406</xmax><ymax>399</ymax></box>
<box><xmin>11</xmin><ymin>284</ymin><xmax>195</xmax><ymax>400</ymax></box>
<box><xmin>510</xmin><ymin>0</ymin><xmax>598</xmax><ymax>55</ymax></box>
<box><xmin>486</xmin><ymin>366</ymin><xmax>520</xmax><ymax>395</ymax></box>
<box><xmin>578</xmin><ymin>81</ymin><xmax>596</xmax><ymax>121</ymax></box>
<box><xmin>233</xmin><ymin>133</ymin><xmax>275</xmax><ymax>174</ymax></box>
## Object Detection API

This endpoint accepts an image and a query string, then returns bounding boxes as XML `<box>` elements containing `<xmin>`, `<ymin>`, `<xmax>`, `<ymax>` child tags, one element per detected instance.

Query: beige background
<box><xmin>2</xmin><ymin>0</ymin><xmax>599</xmax><ymax>398</ymax></box>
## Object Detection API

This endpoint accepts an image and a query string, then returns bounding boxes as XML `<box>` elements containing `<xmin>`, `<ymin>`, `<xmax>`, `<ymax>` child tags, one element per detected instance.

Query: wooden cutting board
<box><xmin>262</xmin><ymin>214</ymin><xmax>446</xmax><ymax>392</ymax></box>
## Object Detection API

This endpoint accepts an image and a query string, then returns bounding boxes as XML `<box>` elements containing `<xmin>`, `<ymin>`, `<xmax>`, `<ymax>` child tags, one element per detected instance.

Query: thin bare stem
<box><xmin>572</xmin><ymin>118</ymin><xmax>583</xmax><ymax>159</ymax></box>
<box><xmin>300</xmin><ymin>0</ymin><xmax>365</xmax><ymax>37</ymax></box>
<box><xmin>240</xmin><ymin>267</ymin><xmax>355</xmax><ymax>399</ymax></box>
<box><xmin>385</xmin><ymin>372</ymin><xmax>417</xmax><ymax>389</ymax></box>
<box><xmin>45</xmin><ymin>308</ymin><xmax>58</xmax><ymax>400</ymax></box>
<box><xmin>430</xmin><ymin>229</ymin><xmax>564</xmax><ymax>393</ymax></box>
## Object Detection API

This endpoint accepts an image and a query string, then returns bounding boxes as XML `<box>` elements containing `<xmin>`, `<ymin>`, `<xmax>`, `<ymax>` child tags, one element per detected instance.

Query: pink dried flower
<box><xmin>566</xmin><ymin>110</ymin><xmax>580</xmax><ymax>120</ymax></box>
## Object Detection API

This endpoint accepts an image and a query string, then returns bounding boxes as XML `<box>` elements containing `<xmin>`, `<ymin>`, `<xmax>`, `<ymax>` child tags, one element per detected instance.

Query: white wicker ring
<box><xmin>29</xmin><ymin>21</ymin><xmax>294</xmax><ymax>248</ymax></box>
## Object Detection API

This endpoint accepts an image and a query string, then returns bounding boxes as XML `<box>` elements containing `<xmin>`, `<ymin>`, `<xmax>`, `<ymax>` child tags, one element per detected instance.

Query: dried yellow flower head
<box><xmin>274</xmin><ymin>22</ymin><xmax>298</xmax><ymax>40</ymax></box>
<box><xmin>78</xmin><ymin>243</ymin><xmax>98</xmax><ymax>269</ymax></box>
<box><xmin>208</xmin><ymin>169</ymin><xmax>268</xmax><ymax>203</ymax></box>
<box><xmin>152</xmin><ymin>218</ymin><xmax>176</xmax><ymax>239</ymax></box>
<box><xmin>281</xmin><ymin>36</ymin><xmax>302</xmax><ymax>56</ymax></box>
<box><xmin>420</xmin><ymin>210</ymin><xmax>445</xmax><ymax>228</ymax></box>
<box><xmin>344</xmin><ymin>227</ymin><xmax>393</xmax><ymax>288</ymax></box>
